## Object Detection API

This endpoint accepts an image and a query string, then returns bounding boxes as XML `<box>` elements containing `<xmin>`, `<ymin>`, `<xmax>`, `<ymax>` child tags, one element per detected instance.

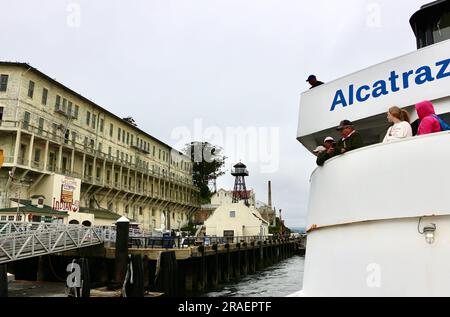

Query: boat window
<box><xmin>433</xmin><ymin>12</ymin><xmax>450</xmax><ymax>44</ymax></box>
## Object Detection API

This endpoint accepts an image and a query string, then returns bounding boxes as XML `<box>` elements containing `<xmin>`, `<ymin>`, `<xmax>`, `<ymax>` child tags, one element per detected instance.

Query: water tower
<box><xmin>231</xmin><ymin>162</ymin><xmax>250</xmax><ymax>206</ymax></box>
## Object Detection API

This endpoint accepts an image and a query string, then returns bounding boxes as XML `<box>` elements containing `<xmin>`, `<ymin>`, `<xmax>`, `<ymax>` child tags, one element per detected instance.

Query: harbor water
<box><xmin>204</xmin><ymin>256</ymin><xmax>305</xmax><ymax>297</ymax></box>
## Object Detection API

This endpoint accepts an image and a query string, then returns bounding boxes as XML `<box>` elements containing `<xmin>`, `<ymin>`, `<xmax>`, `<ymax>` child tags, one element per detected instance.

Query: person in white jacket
<box><xmin>383</xmin><ymin>106</ymin><xmax>413</xmax><ymax>143</ymax></box>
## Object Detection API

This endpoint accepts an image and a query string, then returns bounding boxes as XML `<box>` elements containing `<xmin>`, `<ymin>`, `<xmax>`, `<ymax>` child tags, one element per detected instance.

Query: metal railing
<box><xmin>0</xmin><ymin>221</ymin><xmax>103</xmax><ymax>265</ymax></box>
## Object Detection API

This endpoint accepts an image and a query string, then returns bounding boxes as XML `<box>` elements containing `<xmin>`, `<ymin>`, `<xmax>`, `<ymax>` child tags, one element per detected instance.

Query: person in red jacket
<box><xmin>415</xmin><ymin>100</ymin><xmax>442</xmax><ymax>136</ymax></box>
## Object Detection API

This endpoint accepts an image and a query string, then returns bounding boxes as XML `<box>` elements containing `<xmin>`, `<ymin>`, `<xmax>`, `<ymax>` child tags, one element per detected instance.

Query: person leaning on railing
<box><xmin>316</xmin><ymin>137</ymin><xmax>337</xmax><ymax>167</ymax></box>
<box><xmin>383</xmin><ymin>106</ymin><xmax>413</xmax><ymax>143</ymax></box>
<box><xmin>336</xmin><ymin>120</ymin><xmax>364</xmax><ymax>154</ymax></box>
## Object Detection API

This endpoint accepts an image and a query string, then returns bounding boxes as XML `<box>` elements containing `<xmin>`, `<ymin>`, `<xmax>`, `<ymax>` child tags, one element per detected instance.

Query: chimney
<box><xmin>268</xmin><ymin>181</ymin><xmax>272</xmax><ymax>208</ymax></box>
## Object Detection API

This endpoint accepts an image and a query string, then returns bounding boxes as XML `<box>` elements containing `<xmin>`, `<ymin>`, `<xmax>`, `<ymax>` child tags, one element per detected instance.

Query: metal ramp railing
<box><xmin>0</xmin><ymin>222</ymin><xmax>104</xmax><ymax>265</ymax></box>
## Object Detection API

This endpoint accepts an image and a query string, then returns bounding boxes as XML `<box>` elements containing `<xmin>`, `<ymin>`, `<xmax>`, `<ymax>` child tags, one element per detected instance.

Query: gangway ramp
<box><xmin>0</xmin><ymin>222</ymin><xmax>104</xmax><ymax>265</ymax></box>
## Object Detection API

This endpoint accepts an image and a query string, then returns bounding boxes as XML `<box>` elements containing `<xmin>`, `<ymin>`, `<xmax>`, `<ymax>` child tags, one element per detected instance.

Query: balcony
<box><xmin>131</xmin><ymin>144</ymin><xmax>150</xmax><ymax>154</ymax></box>
<box><xmin>307</xmin><ymin>131</ymin><xmax>450</xmax><ymax>229</ymax></box>
<box><xmin>0</xmin><ymin>120</ymin><xmax>197</xmax><ymax>189</ymax></box>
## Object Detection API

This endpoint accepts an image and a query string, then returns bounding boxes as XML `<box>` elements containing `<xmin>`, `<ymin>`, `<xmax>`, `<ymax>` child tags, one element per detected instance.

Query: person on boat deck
<box><xmin>415</xmin><ymin>100</ymin><xmax>442</xmax><ymax>136</ymax></box>
<box><xmin>313</xmin><ymin>145</ymin><xmax>326</xmax><ymax>156</ymax></box>
<box><xmin>306</xmin><ymin>75</ymin><xmax>324</xmax><ymax>89</ymax></box>
<box><xmin>336</xmin><ymin>120</ymin><xmax>364</xmax><ymax>154</ymax></box>
<box><xmin>383</xmin><ymin>106</ymin><xmax>413</xmax><ymax>143</ymax></box>
<box><xmin>316</xmin><ymin>137</ymin><xmax>337</xmax><ymax>166</ymax></box>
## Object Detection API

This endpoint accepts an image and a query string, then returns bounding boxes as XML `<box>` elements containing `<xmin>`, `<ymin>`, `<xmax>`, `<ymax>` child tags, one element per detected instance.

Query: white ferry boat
<box><xmin>296</xmin><ymin>0</ymin><xmax>450</xmax><ymax>296</ymax></box>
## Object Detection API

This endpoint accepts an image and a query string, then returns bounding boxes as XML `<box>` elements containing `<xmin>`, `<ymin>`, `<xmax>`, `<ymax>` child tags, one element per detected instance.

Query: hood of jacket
<box><xmin>415</xmin><ymin>101</ymin><xmax>436</xmax><ymax>120</ymax></box>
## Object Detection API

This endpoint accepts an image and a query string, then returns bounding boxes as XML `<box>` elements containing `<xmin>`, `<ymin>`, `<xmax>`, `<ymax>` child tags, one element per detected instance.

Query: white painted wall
<box><xmin>205</xmin><ymin>202</ymin><xmax>268</xmax><ymax>237</ymax></box>
<box><xmin>307</xmin><ymin>131</ymin><xmax>450</xmax><ymax>228</ymax></box>
<box><xmin>303</xmin><ymin>216</ymin><xmax>450</xmax><ymax>297</ymax></box>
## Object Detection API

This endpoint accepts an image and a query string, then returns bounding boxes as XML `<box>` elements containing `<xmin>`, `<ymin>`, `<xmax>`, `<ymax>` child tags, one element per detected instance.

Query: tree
<box><xmin>184</xmin><ymin>142</ymin><xmax>226</xmax><ymax>204</ymax></box>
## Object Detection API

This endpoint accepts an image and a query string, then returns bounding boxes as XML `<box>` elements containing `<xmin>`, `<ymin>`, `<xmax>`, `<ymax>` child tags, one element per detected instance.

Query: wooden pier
<box><xmin>2</xmin><ymin>236</ymin><xmax>306</xmax><ymax>297</ymax></box>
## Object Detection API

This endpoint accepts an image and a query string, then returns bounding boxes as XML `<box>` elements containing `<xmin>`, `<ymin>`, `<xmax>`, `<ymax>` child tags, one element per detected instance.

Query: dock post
<box><xmin>269</xmin><ymin>241</ymin><xmax>274</xmax><ymax>266</ymax></box>
<box><xmin>125</xmin><ymin>254</ymin><xmax>144</xmax><ymax>297</ymax></box>
<box><xmin>234</xmin><ymin>243</ymin><xmax>241</xmax><ymax>282</ymax></box>
<box><xmin>79</xmin><ymin>258</ymin><xmax>91</xmax><ymax>298</ymax></box>
<box><xmin>256</xmin><ymin>241</ymin><xmax>263</xmax><ymax>271</ymax></box>
<box><xmin>249</xmin><ymin>242</ymin><xmax>256</xmax><ymax>274</ymax></box>
<box><xmin>274</xmin><ymin>241</ymin><xmax>279</xmax><ymax>263</ymax></box>
<box><xmin>242</xmin><ymin>243</ymin><xmax>248</xmax><ymax>277</ymax></box>
<box><xmin>197</xmin><ymin>246</ymin><xmax>206</xmax><ymax>293</ymax></box>
<box><xmin>211</xmin><ymin>244</ymin><xmax>219</xmax><ymax>289</ymax></box>
<box><xmin>36</xmin><ymin>256</ymin><xmax>46</xmax><ymax>282</ymax></box>
<box><xmin>263</xmin><ymin>241</ymin><xmax>269</xmax><ymax>267</ymax></box>
<box><xmin>185</xmin><ymin>259</ymin><xmax>194</xmax><ymax>293</ymax></box>
<box><xmin>114</xmin><ymin>217</ymin><xmax>130</xmax><ymax>287</ymax></box>
<box><xmin>0</xmin><ymin>264</ymin><xmax>7</xmax><ymax>297</ymax></box>
<box><xmin>224</xmin><ymin>244</ymin><xmax>230</xmax><ymax>283</ymax></box>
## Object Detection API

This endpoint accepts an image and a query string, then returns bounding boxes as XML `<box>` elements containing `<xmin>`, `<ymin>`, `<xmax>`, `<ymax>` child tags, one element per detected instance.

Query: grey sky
<box><xmin>1</xmin><ymin>0</ymin><xmax>427</xmax><ymax>227</ymax></box>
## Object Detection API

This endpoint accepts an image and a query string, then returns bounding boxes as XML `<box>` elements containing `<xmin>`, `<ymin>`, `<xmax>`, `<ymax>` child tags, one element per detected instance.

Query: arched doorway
<box><xmin>82</xmin><ymin>220</ymin><xmax>92</xmax><ymax>227</ymax></box>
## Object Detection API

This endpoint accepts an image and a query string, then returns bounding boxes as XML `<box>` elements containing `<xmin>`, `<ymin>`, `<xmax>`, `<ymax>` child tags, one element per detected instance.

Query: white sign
<box><xmin>298</xmin><ymin>40</ymin><xmax>450</xmax><ymax>139</ymax></box>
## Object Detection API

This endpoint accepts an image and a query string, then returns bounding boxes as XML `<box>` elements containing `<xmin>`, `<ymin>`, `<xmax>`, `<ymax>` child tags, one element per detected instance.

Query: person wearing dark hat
<box><xmin>307</xmin><ymin>75</ymin><xmax>324</xmax><ymax>89</ymax></box>
<box><xmin>316</xmin><ymin>136</ymin><xmax>337</xmax><ymax>166</ymax></box>
<box><xmin>336</xmin><ymin>120</ymin><xmax>364</xmax><ymax>154</ymax></box>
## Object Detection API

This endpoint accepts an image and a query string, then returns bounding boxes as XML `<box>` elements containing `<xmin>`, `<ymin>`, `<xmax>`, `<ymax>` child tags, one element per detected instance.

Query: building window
<box><xmin>67</xmin><ymin>101</ymin><xmax>72</xmax><ymax>117</ymax></box>
<box><xmin>62</xmin><ymin>98</ymin><xmax>67</xmax><ymax>112</ymax></box>
<box><xmin>23</xmin><ymin>111</ymin><xmax>30</xmax><ymax>129</ymax></box>
<box><xmin>8</xmin><ymin>216</ymin><xmax>14</xmax><ymax>221</ymax></box>
<box><xmin>86</xmin><ymin>111</ymin><xmax>91</xmax><ymax>126</ymax></box>
<box><xmin>110</xmin><ymin>123</ymin><xmax>113</xmax><ymax>137</ymax></box>
<box><xmin>74</xmin><ymin>105</ymin><xmax>79</xmax><ymax>119</ymax></box>
<box><xmin>108</xmin><ymin>146</ymin><xmax>112</xmax><ymax>158</ymax></box>
<box><xmin>139</xmin><ymin>207</ymin><xmax>143</xmax><ymax>216</ymax></box>
<box><xmin>100</xmin><ymin>118</ymin><xmax>104</xmax><ymax>132</ymax></box>
<box><xmin>27</xmin><ymin>81</ymin><xmax>35</xmax><ymax>98</ymax></box>
<box><xmin>17</xmin><ymin>215</ymin><xmax>22</xmax><ymax>221</ymax></box>
<box><xmin>0</xmin><ymin>74</ymin><xmax>8</xmax><ymax>91</ymax></box>
<box><xmin>122</xmin><ymin>131</ymin><xmax>126</xmax><ymax>143</ymax></box>
<box><xmin>34</xmin><ymin>148</ymin><xmax>41</xmax><ymax>163</ymax></box>
<box><xmin>137</xmin><ymin>137</ymin><xmax>139</xmax><ymax>147</ymax></box>
<box><xmin>42</xmin><ymin>88</ymin><xmax>48</xmax><ymax>105</ymax></box>
<box><xmin>230</xmin><ymin>211</ymin><xmax>236</xmax><ymax>218</ymax></box>
<box><xmin>92</xmin><ymin>114</ymin><xmax>96</xmax><ymax>129</ymax></box>
<box><xmin>71</xmin><ymin>131</ymin><xmax>76</xmax><ymax>146</ymax></box>
<box><xmin>118</xmin><ymin>128</ymin><xmax>121</xmax><ymax>141</ymax></box>
<box><xmin>55</xmin><ymin>95</ymin><xmax>61</xmax><ymax>111</ymax></box>
<box><xmin>98</xmin><ymin>142</ymin><xmax>102</xmax><ymax>152</ymax></box>
<box><xmin>0</xmin><ymin>107</ymin><xmax>3</xmax><ymax>121</ymax></box>
<box><xmin>131</xmin><ymin>134</ymin><xmax>134</xmax><ymax>145</ymax></box>
<box><xmin>38</xmin><ymin>117</ymin><xmax>44</xmax><ymax>135</ymax></box>
<box><xmin>126</xmin><ymin>132</ymin><xmax>130</xmax><ymax>145</ymax></box>
<box><xmin>0</xmin><ymin>216</ymin><xmax>6</xmax><ymax>221</ymax></box>
<box><xmin>153</xmin><ymin>146</ymin><xmax>155</xmax><ymax>156</ymax></box>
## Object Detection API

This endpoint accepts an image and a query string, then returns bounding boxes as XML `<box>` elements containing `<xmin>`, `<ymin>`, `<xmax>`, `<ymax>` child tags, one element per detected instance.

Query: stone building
<box><xmin>0</xmin><ymin>62</ymin><xmax>199</xmax><ymax>230</ymax></box>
